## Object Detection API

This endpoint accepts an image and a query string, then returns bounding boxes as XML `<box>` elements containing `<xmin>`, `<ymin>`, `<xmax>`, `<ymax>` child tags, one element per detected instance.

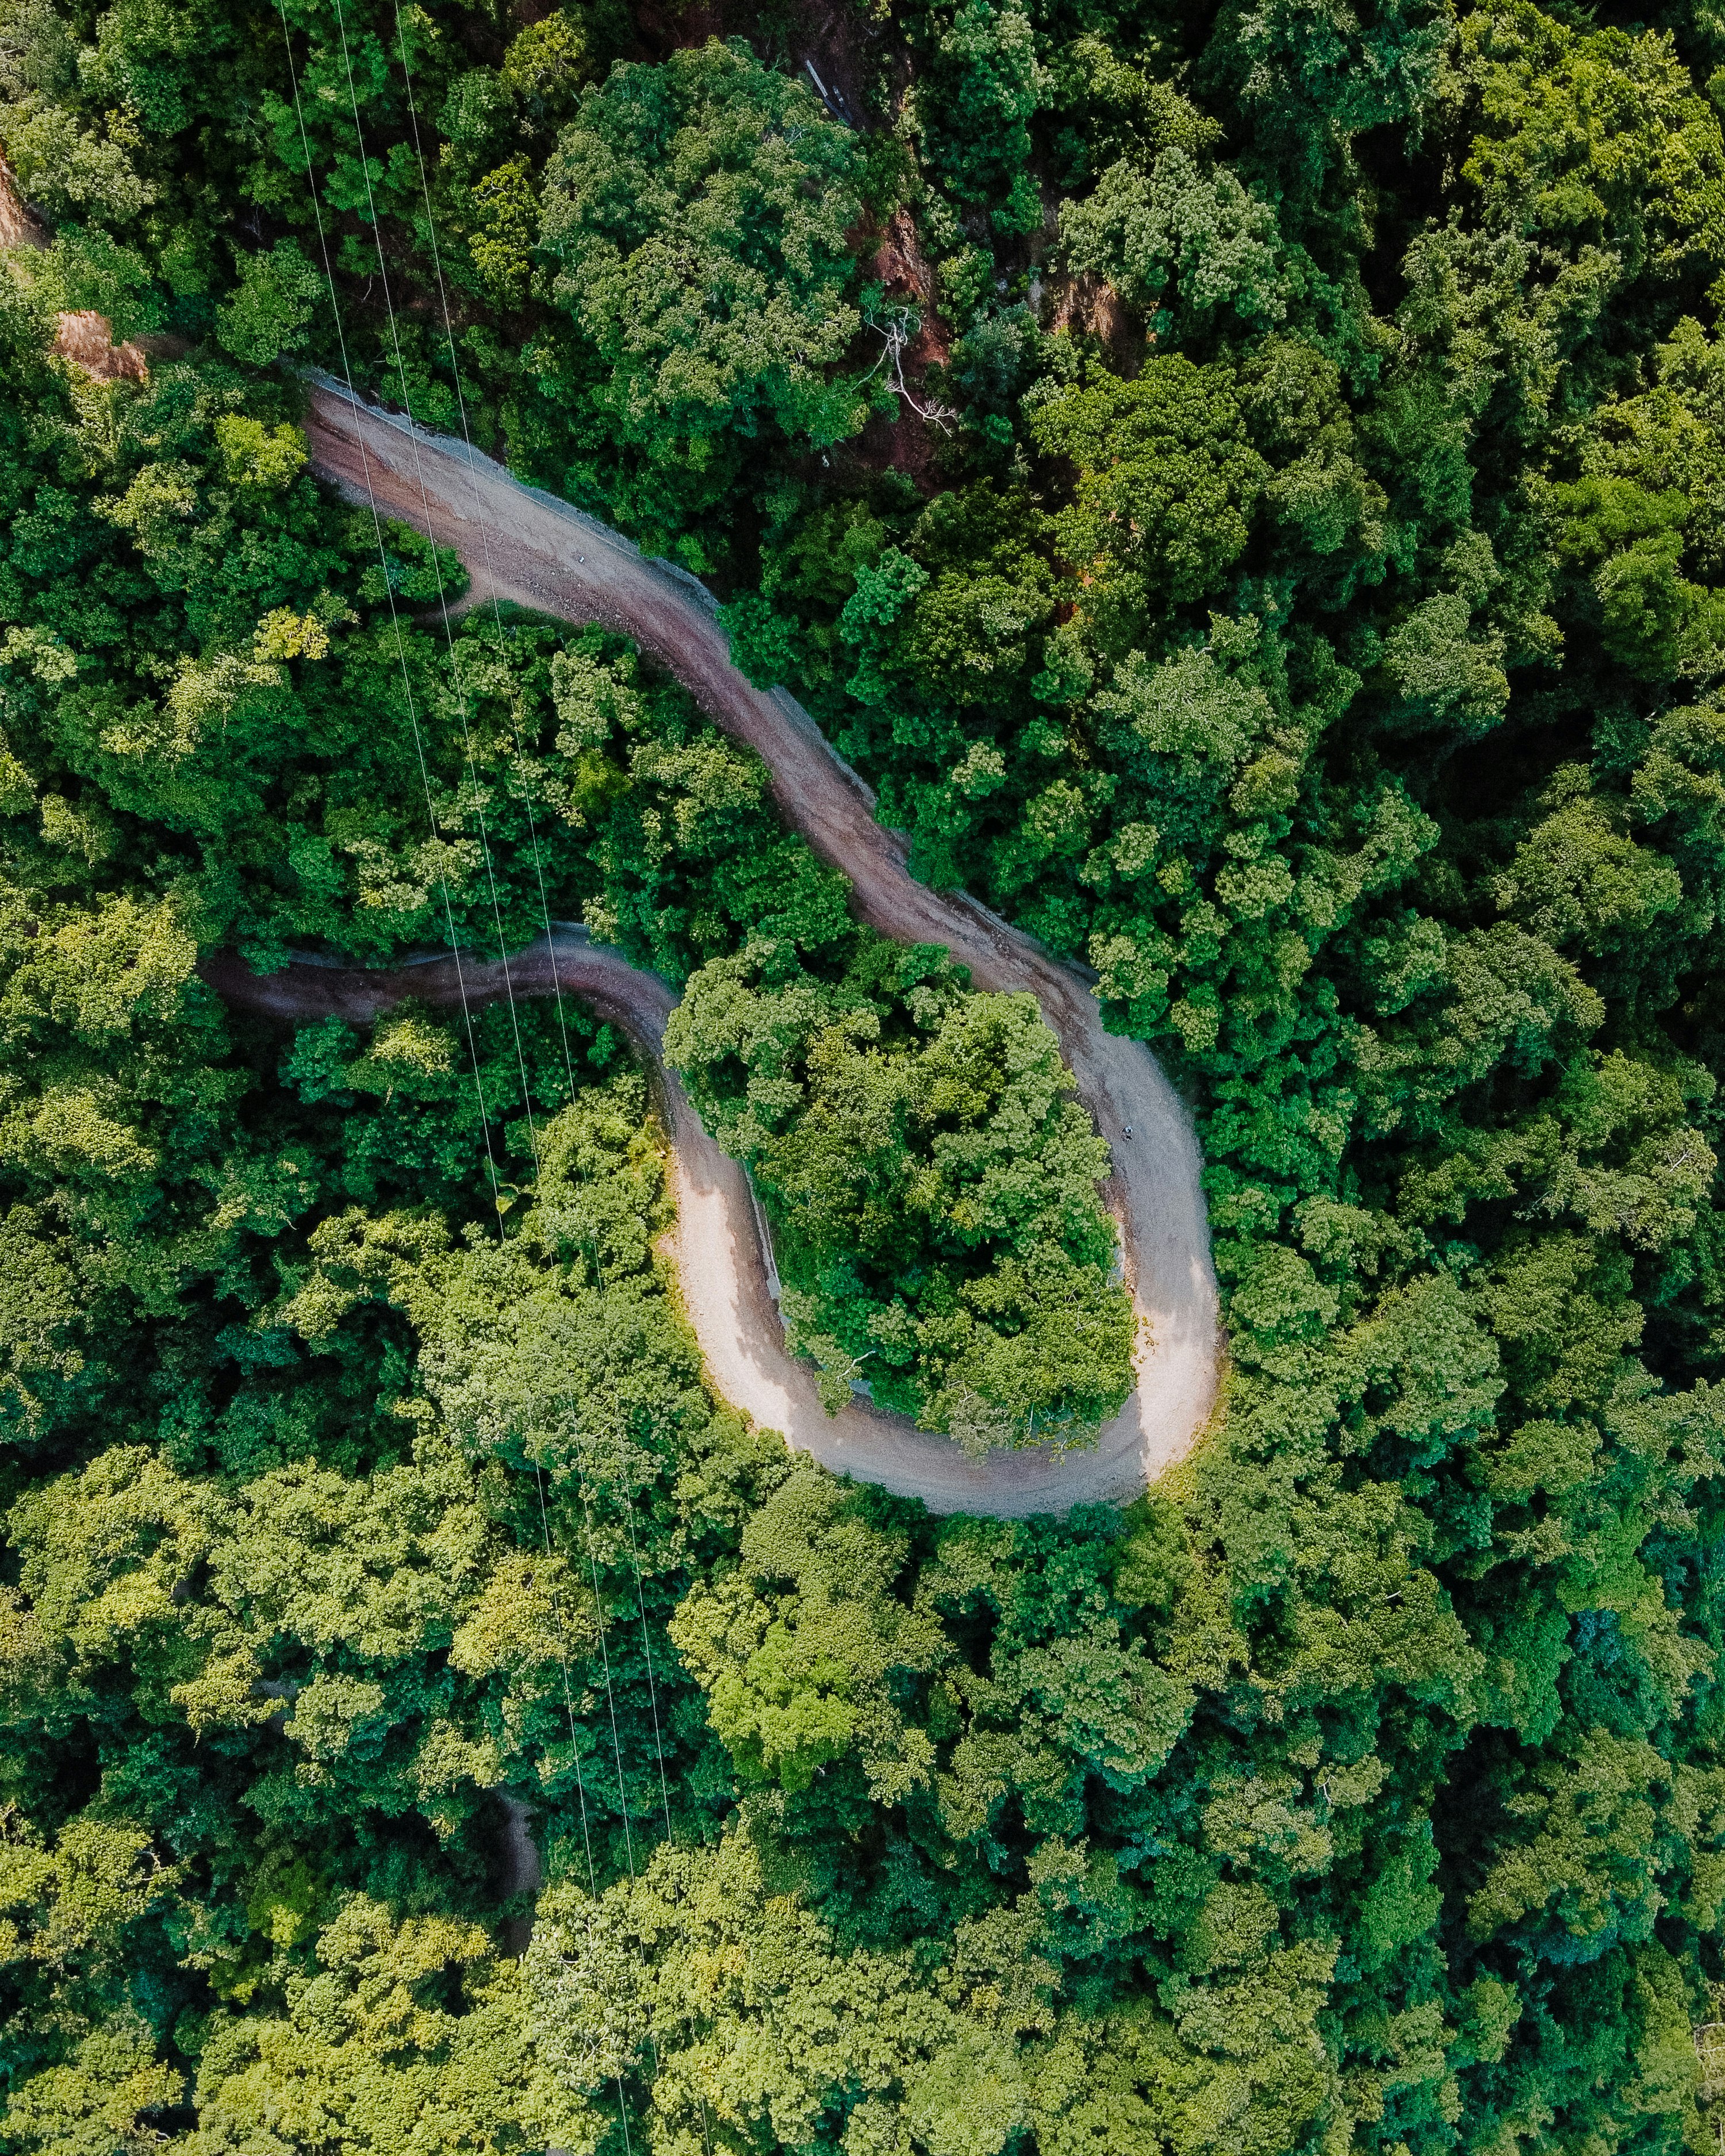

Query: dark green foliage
<box><xmin>536</xmin><ymin>38</ymin><xmax>872</xmax><ymax>550</ymax></box>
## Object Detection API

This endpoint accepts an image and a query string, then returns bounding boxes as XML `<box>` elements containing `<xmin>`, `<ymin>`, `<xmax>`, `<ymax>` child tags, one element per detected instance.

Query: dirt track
<box><xmin>217</xmin><ymin>377</ymin><xmax>1220</xmax><ymax>1517</ymax></box>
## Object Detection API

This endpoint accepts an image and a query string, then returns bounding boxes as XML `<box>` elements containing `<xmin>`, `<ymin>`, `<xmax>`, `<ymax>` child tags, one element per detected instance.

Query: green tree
<box><xmin>538</xmin><ymin>38</ymin><xmax>871</xmax><ymax>557</ymax></box>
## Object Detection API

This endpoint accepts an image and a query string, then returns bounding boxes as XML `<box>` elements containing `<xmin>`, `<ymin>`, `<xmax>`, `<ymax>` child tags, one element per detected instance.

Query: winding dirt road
<box><xmin>210</xmin><ymin>377</ymin><xmax>1220</xmax><ymax>1517</ymax></box>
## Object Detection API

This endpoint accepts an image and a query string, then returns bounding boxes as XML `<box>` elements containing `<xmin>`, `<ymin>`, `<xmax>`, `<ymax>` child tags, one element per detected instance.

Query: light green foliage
<box><xmin>215</xmin><ymin>240</ymin><xmax>324</xmax><ymax>369</ymax></box>
<box><xmin>1</xmin><ymin>2012</ymin><xmax>186</xmax><ymax>2156</ymax></box>
<box><xmin>3</xmin><ymin>71</ymin><xmax>152</xmax><ymax>230</ymax></box>
<box><xmin>538</xmin><ymin>38</ymin><xmax>868</xmax><ymax>543</ymax></box>
<box><xmin>1446</xmin><ymin>0</ymin><xmax>1725</xmax><ymax>308</ymax></box>
<box><xmin>526</xmin><ymin>1833</ymin><xmax>1014</xmax><ymax>2155</ymax></box>
<box><xmin>1028</xmin><ymin>359</ymin><xmax>1267</xmax><ymax>648</ymax></box>
<box><xmin>186</xmin><ymin>1897</ymin><xmax>585</xmax><ymax>2155</ymax></box>
<box><xmin>527</xmin><ymin>1494</ymin><xmax>1214</xmax><ymax>2147</ymax></box>
<box><xmin>671</xmin><ymin>1470</ymin><xmax>946</xmax><ymax>1798</ymax></box>
<box><xmin>668</xmin><ymin>948</ymin><xmax>1133</xmax><ymax>1445</ymax></box>
<box><xmin>464</xmin><ymin>157</ymin><xmax>541</xmax><ymax>312</ymax></box>
<box><xmin>1060</xmin><ymin>149</ymin><xmax>1288</xmax><ymax>335</ymax></box>
<box><xmin>497</xmin><ymin>14</ymin><xmax>591</xmax><ymax>120</ymax></box>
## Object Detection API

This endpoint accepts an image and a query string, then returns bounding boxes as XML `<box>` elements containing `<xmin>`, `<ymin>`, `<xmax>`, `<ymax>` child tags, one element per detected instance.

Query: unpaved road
<box><xmin>213</xmin><ymin>377</ymin><xmax>1220</xmax><ymax>1518</ymax></box>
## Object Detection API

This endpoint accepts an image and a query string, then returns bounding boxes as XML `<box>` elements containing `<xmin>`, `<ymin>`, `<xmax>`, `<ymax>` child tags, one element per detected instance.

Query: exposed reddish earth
<box><xmin>51</xmin><ymin>310</ymin><xmax>150</xmax><ymax>382</ymax></box>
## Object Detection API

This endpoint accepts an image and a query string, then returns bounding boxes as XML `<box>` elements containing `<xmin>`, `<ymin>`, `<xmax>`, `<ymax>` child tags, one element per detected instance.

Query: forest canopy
<box><xmin>4</xmin><ymin>0</ymin><xmax>1725</xmax><ymax>2147</ymax></box>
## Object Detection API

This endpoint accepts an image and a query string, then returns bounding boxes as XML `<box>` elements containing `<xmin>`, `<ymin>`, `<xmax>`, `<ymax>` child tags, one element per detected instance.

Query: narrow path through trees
<box><xmin>208</xmin><ymin>379</ymin><xmax>1221</xmax><ymax>1517</ymax></box>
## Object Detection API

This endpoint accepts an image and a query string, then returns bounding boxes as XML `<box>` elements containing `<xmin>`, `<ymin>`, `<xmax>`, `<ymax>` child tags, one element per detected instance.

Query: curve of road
<box><xmin>207</xmin><ymin>376</ymin><xmax>1221</xmax><ymax>1518</ymax></box>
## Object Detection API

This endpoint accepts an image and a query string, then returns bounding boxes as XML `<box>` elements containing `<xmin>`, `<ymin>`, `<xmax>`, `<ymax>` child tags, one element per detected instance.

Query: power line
<box><xmin>306</xmin><ymin>14</ymin><xmax>720</xmax><ymax>2146</ymax></box>
<box><xmin>374</xmin><ymin>21</ymin><xmax>722</xmax><ymax>2148</ymax></box>
<box><xmin>267</xmin><ymin>0</ymin><xmax>501</xmax><ymax>1217</ymax></box>
<box><xmin>268</xmin><ymin>10</ymin><xmax>637</xmax><ymax>2143</ymax></box>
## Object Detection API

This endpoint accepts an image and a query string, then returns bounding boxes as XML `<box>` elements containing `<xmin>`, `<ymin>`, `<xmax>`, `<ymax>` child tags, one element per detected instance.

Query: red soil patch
<box><xmin>1045</xmin><ymin>270</ymin><xmax>1143</xmax><ymax>376</ymax></box>
<box><xmin>0</xmin><ymin>154</ymin><xmax>45</xmax><ymax>250</ymax></box>
<box><xmin>53</xmin><ymin>310</ymin><xmax>151</xmax><ymax>382</ymax></box>
<box><xmin>848</xmin><ymin>206</ymin><xmax>950</xmax><ymax>489</ymax></box>
<box><xmin>870</xmin><ymin>206</ymin><xmax>937</xmax><ymax>317</ymax></box>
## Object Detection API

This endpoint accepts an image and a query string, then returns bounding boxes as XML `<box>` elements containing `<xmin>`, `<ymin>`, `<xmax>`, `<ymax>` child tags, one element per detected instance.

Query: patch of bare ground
<box><xmin>1044</xmin><ymin>268</ymin><xmax>1146</xmax><ymax>377</ymax></box>
<box><xmin>0</xmin><ymin>153</ymin><xmax>45</xmax><ymax>250</ymax></box>
<box><xmin>844</xmin><ymin>207</ymin><xmax>951</xmax><ymax>489</ymax></box>
<box><xmin>869</xmin><ymin>206</ymin><xmax>939</xmax><ymax>329</ymax></box>
<box><xmin>787</xmin><ymin>0</ymin><xmax>877</xmax><ymax>128</ymax></box>
<box><xmin>627</xmin><ymin>0</ymin><xmax>723</xmax><ymax>56</ymax></box>
<box><xmin>53</xmin><ymin>310</ymin><xmax>151</xmax><ymax>382</ymax></box>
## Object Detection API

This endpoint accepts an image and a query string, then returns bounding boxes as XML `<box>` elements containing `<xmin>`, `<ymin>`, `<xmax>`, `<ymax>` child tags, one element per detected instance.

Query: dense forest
<box><xmin>3</xmin><ymin>0</ymin><xmax>1725</xmax><ymax>2143</ymax></box>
